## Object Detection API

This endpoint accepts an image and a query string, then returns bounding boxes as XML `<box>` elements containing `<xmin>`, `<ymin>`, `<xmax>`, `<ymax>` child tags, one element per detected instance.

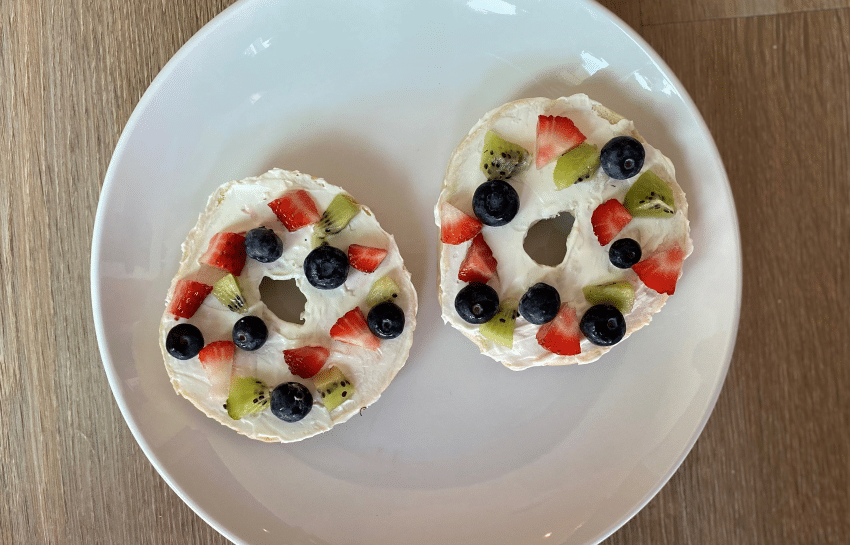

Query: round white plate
<box><xmin>91</xmin><ymin>0</ymin><xmax>741</xmax><ymax>544</ymax></box>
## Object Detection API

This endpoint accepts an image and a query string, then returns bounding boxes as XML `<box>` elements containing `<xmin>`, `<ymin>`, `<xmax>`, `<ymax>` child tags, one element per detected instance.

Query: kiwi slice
<box><xmin>312</xmin><ymin>194</ymin><xmax>360</xmax><ymax>246</ymax></box>
<box><xmin>552</xmin><ymin>142</ymin><xmax>600</xmax><ymax>189</ymax></box>
<box><xmin>479</xmin><ymin>299</ymin><xmax>518</xmax><ymax>348</ymax></box>
<box><xmin>366</xmin><ymin>275</ymin><xmax>401</xmax><ymax>307</ymax></box>
<box><xmin>212</xmin><ymin>273</ymin><xmax>248</xmax><ymax>314</ymax></box>
<box><xmin>582</xmin><ymin>282</ymin><xmax>635</xmax><ymax>314</ymax></box>
<box><xmin>623</xmin><ymin>170</ymin><xmax>676</xmax><ymax>218</ymax></box>
<box><xmin>480</xmin><ymin>131</ymin><xmax>530</xmax><ymax>181</ymax></box>
<box><xmin>313</xmin><ymin>366</ymin><xmax>354</xmax><ymax>412</ymax></box>
<box><xmin>225</xmin><ymin>376</ymin><xmax>270</xmax><ymax>420</ymax></box>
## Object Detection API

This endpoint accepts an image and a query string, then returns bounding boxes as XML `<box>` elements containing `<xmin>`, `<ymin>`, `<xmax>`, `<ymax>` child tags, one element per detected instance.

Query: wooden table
<box><xmin>1</xmin><ymin>0</ymin><xmax>847</xmax><ymax>543</ymax></box>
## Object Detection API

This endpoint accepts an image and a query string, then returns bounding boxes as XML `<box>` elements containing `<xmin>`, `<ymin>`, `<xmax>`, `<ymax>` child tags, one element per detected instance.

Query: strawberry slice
<box><xmin>284</xmin><ymin>346</ymin><xmax>330</xmax><ymax>379</ymax></box>
<box><xmin>167</xmin><ymin>279</ymin><xmax>213</xmax><ymax>319</ymax></box>
<box><xmin>440</xmin><ymin>202</ymin><xmax>482</xmax><ymax>245</ymax></box>
<box><xmin>591</xmin><ymin>199</ymin><xmax>633</xmax><ymax>246</ymax></box>
<box><xmin>633</xmin><ymin>243</ymin><xmax>685</xmax><ymax>295</ymax></box>
<box><xmin>536</xmin><ymin>115</ymin><xmax>586</xmax><ymax>168</ymax></box>
<box><xmin>458</xmin><ymin>233</ymin><xmax>498</xmax><ymax>284</ymax></box>
<box><xmin>199</xmin><ymin>232</ymin><xmax>247</xmax><ymax>276</ymax></box>
<box><xmin>268</xmin><ymin>189</ymin><xmax>320</xmax><ymax>231</ymax></box>
<box><xmin>536</xmin><ymin>304</ymin><xmax>582</xmax><ymax>356</ymax></box>
<box><xmin>198</xmin><ymin>340</ymin><xmax>235</xmax><ymax>400</ymax></box>
<box><xmin>330</xmin><ymin>307</ymin><xmax>380</xmax><ymax>351</ymax></box>
<box><xmin>348</xmin><ymin>244</ymin><xmax>388</xmax><ymax>273</ymax></box>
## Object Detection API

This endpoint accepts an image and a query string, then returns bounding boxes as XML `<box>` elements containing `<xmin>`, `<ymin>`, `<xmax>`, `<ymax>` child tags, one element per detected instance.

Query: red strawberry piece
<box><xmin>167</xmin><ymin>279</ymin><xmax>213</xmax><ymax>319</ymax></box>
<box><xmin>536</xmin><ymin>115</ymin><xmax>586</xmax><ymax>168</ymax></box>
<box><xmin>268</xmin><ymin>189</ymin><xmax>320</xmax><ymax>231</ymax></box>
<box><xmin>591</xmin><ymin>199</ymin><xmax>633</xmax><ymax>246</ymax></box>
<box><xmin>348</xmin><ymin>244</ymin><xmax>388</xmax><ymax>273</ymax></box>
<box><xmin>198</xmin><ymin>340</ymin><xmax>235</xmax><ymax>400</ymax></box>
<box><xmin>458</xmin><ymin>233</ymin><xmax>498</xmax><ymax>284</ymax></box>
<box><xmin>633</xmin><ymin>243</ymin><xmax>685</xmax><ymax>295</ymax></box>
<box><xmin>199</xmin><ymin>232</ymin><xmax>247</xmax><ymax>276</ymax></box>
<box><xmin>536</xmin><ymin>304</ymin><xmax>582</xmax><ymax>356</ymax></box>
<box><xmin>283</xmin><ymin>346</ymin><xmax>330</xmax><ymax>379</ymax></box>
<box><xmin>440</xmin><ymin>202</ymin><xmax>482</xmax><ymax>245</ymax></box>
<box><xmin>330</xmin><ymin>307</ymin><xmax>380</xmax><ymax>351</ymax></box>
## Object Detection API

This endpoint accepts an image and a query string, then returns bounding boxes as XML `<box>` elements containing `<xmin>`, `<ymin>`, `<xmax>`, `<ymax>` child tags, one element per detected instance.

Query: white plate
<box><xmin>91</xmin><ymin>0</ymin><xmax>741</xmax><ymax>544</ymax></box>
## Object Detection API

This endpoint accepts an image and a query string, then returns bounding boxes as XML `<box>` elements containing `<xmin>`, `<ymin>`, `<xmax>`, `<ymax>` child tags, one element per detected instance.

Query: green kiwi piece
<box><xmin>480</xmin><ymin>131</ymin><xmax>530</xmax><ymax>181</ymax></box>
<box><xmin>552</xmin><ymin>142</ymin><xmax>600</xmax><ymax>190</ymax></box>
<box><xmin>582</xmin><ymin>282</ymin><xmax>635</xmax><ymax>314</ymax></box>
<box><xmin>225</xmin><ymin>376</ymin><xmax>270</xmax><ymax>420</ymax></box>
<box><xmin>623</xmin><ymin>170</ymin><xmax>676</xmax><ymax>218</ymax></box>
<box><xmin>366</xmin><ymin>275</ymin><xmax>401</xmax><ymax>307</ymax></box>
<box><xmin>312</xmin><ymin>194</ymin><xmax>360</xmax><ymax>246</ymax></box>
<box><xmin>479</xmin><ymin>299</ymin><xmax>518</xmax><ymax>348</ymax></box>
<box><xmin>313</xmin><ymin>366</ymin><xmax>354</xmax><ymax>412</ymax></box>
<box><xmin>212</xmin><ymin>273</ymin><xmax>248</xmax><ymax>314</ymax></box>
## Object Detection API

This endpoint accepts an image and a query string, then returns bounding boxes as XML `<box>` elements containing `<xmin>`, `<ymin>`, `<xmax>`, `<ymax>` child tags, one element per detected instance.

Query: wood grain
<box><xmin>1</xmin><ymin>0</ymin><xmax>848</xmax><ymax>544</ymax></box>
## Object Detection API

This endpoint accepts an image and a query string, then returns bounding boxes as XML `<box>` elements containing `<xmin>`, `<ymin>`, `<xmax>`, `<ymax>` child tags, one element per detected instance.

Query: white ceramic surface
<box><xmin>91</xmin><ymin>1</ymin><xmax>741</xmax><ymax>544</ymax></box>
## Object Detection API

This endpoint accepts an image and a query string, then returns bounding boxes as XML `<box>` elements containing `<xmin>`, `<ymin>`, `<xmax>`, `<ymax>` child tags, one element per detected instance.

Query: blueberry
<box><xmin>579</xmin><ymin>304</ymin><xmax>626</xmax><ymax>346</ymax></box>
<box><xmin>304</xmin><ymin>245</ymin><xmax>349</xmax><ymax>289</ymax></box>
<box><xmin>454</xmin><ymin>282</ymin><xmax>499</xmax><ymax>324</ymax></box>
<box><xmin>472</xmin><ymin>180</ymin><xmax>520</xmax><ymax>226</ymax></box>
<box><xmin>245</xmin><ymin>227</ymin><xmax>283</xmax><ymax>263</ymax></box>
<box><xmin>232</xmin><ymin>315</ymin><xmax>268</xmax><ymax>351</ymax></box>
<box><xmin>270</xmin><ymin>382</ymin><xmax>313</xmax><ymax>423</ymax></box>
<box><xmin>600</xmin><ymin>136</ymin><xmax>645</xmax><ymax>180</ymax></box>
<box><xmin>165</xmin><ymin>323</ymin><xmax>204</xmax><ymax>360</ymax></box>
<box><xmin>518</xmin><ymin>283</ymin><xmax>561</xmax><ymax>325</ymax></box>
<box><xmin>609</xmin><ymin>238</ymin><xmax>642</xmax><ymax>269</ymax></box>
<box><xmin>367</xmin><ymin>301</ymin><xmax>405</xmax><ymax>339</ymax></box>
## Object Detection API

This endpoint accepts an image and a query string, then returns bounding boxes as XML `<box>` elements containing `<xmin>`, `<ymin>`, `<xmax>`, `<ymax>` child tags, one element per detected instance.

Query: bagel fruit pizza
<box><xmin>160</xmin><ymin>169</ymin><xmax>417</xmax><ymax>442</ymax></box>
<box><xmin>436</xmin><ymin>95</ymin><xmax>692</xmax><ymax>370</ymax></box>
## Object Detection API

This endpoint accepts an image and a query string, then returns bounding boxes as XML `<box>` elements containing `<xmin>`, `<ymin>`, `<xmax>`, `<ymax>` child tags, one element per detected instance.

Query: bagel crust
<box><xmin>436</xmin><ymin>95</ymin><xmax>692</xmax><ymax>370</ymax></box>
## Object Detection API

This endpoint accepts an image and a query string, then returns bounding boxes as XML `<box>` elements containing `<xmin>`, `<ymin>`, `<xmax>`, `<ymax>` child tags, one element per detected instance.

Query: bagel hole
<box><xmin>258</xmin><ymin>277</ymin><xmax>307</xmax><ymax>324</ymax></box>
<box><xmin>523</xmin><ymin>211</ymin><xmax>574</xmax><ymax>267</ymax></box>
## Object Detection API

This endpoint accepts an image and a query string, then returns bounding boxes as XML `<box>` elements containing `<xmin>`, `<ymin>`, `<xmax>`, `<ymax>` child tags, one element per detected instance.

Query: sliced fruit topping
<box><xmin>536</xmin><ymin>303</ymin><xmax>582</xmax><ymax>356</ymax></box>
<box><xmin>270</xmin><ymin>382</ymin><xmax>313</xmax><ymax>422</ymax></box>
<box><xmin>623</xmin><ymin>170</ymin><xmax>676</xmax><ymax>218</ymax></box>
<box><xmin>268</xmin><ymin>189</ymin><xmax>320</xmax><ymax>232</ymax></box>
<box><xmin>232</xmin><ymin>315</ymin><xmax>268</xmax><ymax>351</ymax></box>
<box><xmin>609</xmin><ymin>238</ymin><xmax>642</xmax><ymax>269</ymax></box>
<box><xmin>245</xmin><ymin>227</ymin><xmax>283</xmax><ymax>263</ymax></box>
<box><xmin>313</xmin><ymin>366</ymin><xmax>354</xmax><ymax>412</ymax></box>
<box><xmin>632</xmin><ymin>243</ymin><xmax>685</xmax><ymax>295</ymax></box>
<box><xmin>472</xmin><ymin>180</ymin><xmax>520</xmax><ymax>226</ymax></box>
<box><xmin>367</xmin><ymin>301</ymin><xmax>405</xmax><ymax>339</ymax></box>
<box><xmin>167</xmin><ymin>279</ymin><xmax>213</xmax><ymax>319</ymax></box>
<box><xmin>366</xmin><ymin>275</ymin><xmax>401</xmax><ymax>307</ymax></box>
<box><xmin>284</xmin><ymin>346</ymin><xmax>330</xmax><ymax>379</ymax></box>
<box><xmin>579</xmin><ymin>304</ymin><xmax>626</xmax><ymax>346</ymax></box>
<box><xmin>518</xmin><ymin>282</ymin><xmax>561</xmax><ymax>325</ymax></box>
<box><xmin>225</xmin><ymin>376</ymin><xmax>270</xmax><ymax>420</ymax></box>
<box><xmin>439</xmin><ymin>201</ymin><xmax>482</xmax><ymax>245</ymax></box>
<box><xmin>583</xmin><ymin>281</ymin><xmax>635</xmax><ymax>314</ymax></box>
<box><xmin>198</xmin><ymin>340</ymin><xmax>235</xmax><ymax>400</ymax></box>
<box><xmin>199</xmin><ymin>232</ymin><xmax>247</xmax><ymax>276</ymax></box>
<box><xmin>330</xmin><ymin>307</ymin><xmax>380</xmax><ymax>351</ymax></box>
<box><xmin>304</xmin><ymin>244</ymin><xmax>349</xmax><ymax>289</ymax></box>
<box><xmin>536</xmin><ymin>115</ymin><xmax>586</xmax><ymax>168</ymax></box>
<box><xmin>165</xmin><ymin>323</ymin><xmax>204</xmax><ymax>360</ymax></box>
<box><xmin>454</xmin><ymin>282</ymin><xmax>499</xmax><ymax>324</ymax></box>
<box><xmin>600</xmin><ymin>136</ymin><xmax>645</xmax><ymax>179</ymax></box>
<box><xmin>313</xmin><ymin>194</ymin><xmax>360</xmax><ymax>245</ymax></box>
<box><xmin>480</xmin><ymin>299</ymin><xmax>518</xmax><ymax>348</ymax></box>
<box><xmin>347</xmin><ymin>244</ymin><xmax>388</xmax><ymax>273</ymax></box>
<box><xmin>212</xmin><ymin>274</ymin><xmax>248</xmax><ymax>314</ymax></box>
<box><xmin>591</xmin><ymin>199</ymin><xmax>633</xmax><ymax>246</ymax></box>
<box><xmin>458</xmin><ymin>233</ymin><xmax>498</xmax><ymax>284</ymax></box>
<box><xmin>553</xmin><ymin>142</ymin><xmax>600</xmax><ymax>189</ymax></box>
<box><xmin>480</xmin><ymin>130</ymin><xmax>530</xmax><ymax>181</ymax></box>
